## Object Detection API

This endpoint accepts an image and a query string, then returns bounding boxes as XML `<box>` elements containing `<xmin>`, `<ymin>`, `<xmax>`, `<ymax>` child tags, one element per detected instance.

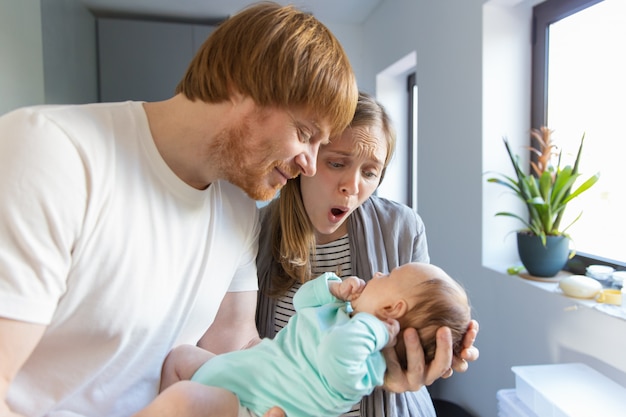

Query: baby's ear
<box><xmin>382</xmin><ymin>299</ymin><xmax>407</xmax><ymax>319</ymax></box>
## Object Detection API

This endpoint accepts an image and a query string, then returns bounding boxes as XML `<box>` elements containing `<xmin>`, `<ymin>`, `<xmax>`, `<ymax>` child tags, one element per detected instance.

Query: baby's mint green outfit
<box><xmin>191</xmin><ymin>272</ymin><xmax>389</xmax><ymax>417</ymax></box>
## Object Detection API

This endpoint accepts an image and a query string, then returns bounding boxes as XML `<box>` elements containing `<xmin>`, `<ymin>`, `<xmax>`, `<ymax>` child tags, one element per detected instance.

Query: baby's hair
<box><xmin>395</xmin><ymin>276</ymin><xmax>471</xmax><ymax>366</ymax></box>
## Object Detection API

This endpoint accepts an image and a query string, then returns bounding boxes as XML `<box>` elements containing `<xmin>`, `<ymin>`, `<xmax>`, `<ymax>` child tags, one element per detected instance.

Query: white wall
<box><xmin>357</xmin><ymin>1</ymin><xmax>626</xmax><ymax>417</ymax></box>
<box><xmin>324</xmin><ymin>22</ymin><xmax>367</xmax><ymax>93</ymax></box>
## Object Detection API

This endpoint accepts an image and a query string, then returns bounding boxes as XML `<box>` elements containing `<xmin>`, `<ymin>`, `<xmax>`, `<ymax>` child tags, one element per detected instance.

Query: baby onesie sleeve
<box><xmin>317</xmin><ymin>312</ymin><xmax>389</xmax><ymax>398</ymax></box>
<box><xmin>292</xmin><ymin>272</ymin><xmax>342</xmax><ymax>311</ymax></box>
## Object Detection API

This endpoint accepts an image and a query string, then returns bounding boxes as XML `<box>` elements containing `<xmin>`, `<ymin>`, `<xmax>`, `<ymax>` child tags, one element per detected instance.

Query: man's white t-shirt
<box><xmin>0</xmin><ymin>102</ymin><xmax>259</xmax><ymax>416</ymax></box>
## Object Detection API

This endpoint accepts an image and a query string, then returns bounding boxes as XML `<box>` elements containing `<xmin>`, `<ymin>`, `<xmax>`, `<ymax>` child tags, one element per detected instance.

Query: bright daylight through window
<box><xmin>536</xmin><ymin>0</ymin><xmax>625</xmax><ymax>265</ymax></box>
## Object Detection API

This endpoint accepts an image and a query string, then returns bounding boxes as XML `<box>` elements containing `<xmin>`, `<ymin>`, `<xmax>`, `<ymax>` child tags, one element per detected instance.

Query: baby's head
<box><xmin>350</xmin><ymin>262</ymin><xmax>471</xmax><ymax>366</ymax></box>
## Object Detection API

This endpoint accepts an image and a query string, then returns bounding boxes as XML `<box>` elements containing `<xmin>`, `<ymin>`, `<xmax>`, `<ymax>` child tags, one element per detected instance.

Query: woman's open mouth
<box><xmin>329</xmin><ymin>207</ymin><xmax>348</xmax><ymax>222</ymax></box>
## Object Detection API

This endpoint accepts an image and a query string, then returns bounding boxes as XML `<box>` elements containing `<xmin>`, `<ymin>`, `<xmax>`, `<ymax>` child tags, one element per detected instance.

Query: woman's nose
<box><xmin>340</xmin><ymin>172</ymin><xmax>359</xmax><ymax>195</ymax></box>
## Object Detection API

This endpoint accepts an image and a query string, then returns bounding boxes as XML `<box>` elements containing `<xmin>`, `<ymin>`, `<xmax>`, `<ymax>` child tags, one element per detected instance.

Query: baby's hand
<box><xmin>383</xmin><ymin>318</ymin><xmax>400</xmax><ymax>348</ymax></box>
<box><xmin>330</xmin><ymin>276</ymin><xmax>366</xmax><ymax>301</ymax></box>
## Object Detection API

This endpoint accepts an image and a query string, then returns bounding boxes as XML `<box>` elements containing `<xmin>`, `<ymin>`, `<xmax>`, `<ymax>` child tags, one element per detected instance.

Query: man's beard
<box><xmin>209</xmin><ymin>117</ymin><xmax>290</xmax><ymax>201</ymax></box>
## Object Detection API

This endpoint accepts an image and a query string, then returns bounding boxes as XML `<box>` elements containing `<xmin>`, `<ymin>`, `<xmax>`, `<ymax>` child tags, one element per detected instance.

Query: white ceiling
<box><xmin>80</xmin><ymin>0</ymin><xmax>382</xmax><ymax>24</ymax></box>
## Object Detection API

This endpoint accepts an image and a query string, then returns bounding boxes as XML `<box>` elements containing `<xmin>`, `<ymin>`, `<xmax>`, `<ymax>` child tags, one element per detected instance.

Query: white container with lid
<box><xmin>586</xmin><ymin>264</ymin><xmax>614</xmax><ymax>283</ymax></box>
<box><xmin>612</xmin><ymin>270</ymin><xmax>626</xmax><ymax>286</ymax></box>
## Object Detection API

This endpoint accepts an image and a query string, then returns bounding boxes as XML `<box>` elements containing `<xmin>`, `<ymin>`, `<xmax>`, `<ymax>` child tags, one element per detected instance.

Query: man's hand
<box><xmin>382</xmin><ymin>320</ymin><xmax>480</xmax><ymax>393</ymax></box>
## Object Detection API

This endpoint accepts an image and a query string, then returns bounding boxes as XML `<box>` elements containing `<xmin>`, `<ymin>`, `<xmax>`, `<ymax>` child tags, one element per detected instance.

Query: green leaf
<box><xmin>487</xmin><ymin>132</ymin><xmax>599</xmax><ymax>238</ymax></box>
<box><xmin>562</xmin><ymin>172</ymin><xmax>600</xmax><ymax>205</ymax></box>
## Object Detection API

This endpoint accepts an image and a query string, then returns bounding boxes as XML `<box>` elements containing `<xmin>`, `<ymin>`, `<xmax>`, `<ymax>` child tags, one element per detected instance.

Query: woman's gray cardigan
<box><xmin>256</xmin><ymin>195</ymin><xmax>437</xmax><ymax>417</ymax></box>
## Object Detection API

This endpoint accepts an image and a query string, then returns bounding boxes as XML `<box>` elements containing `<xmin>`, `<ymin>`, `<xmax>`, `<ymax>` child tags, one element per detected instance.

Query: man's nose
<box><xmin>296</xmin><ymin>143</ymin><xmax>319</xmax><ymax>177</ymax></box>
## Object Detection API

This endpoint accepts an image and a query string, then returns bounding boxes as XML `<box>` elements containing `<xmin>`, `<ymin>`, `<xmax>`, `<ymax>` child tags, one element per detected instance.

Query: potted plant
<box><xmin>487</xmin><ymin>127</ymin><xmax>600</xmax><ymax>277</ymax></box>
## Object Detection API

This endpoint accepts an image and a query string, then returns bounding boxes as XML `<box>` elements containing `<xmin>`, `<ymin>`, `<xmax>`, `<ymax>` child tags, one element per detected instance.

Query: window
<box><xmin>532</xmin><ymin>0</ymin><xmax>626</xmax><ymax>269</ymax></box>
<box><xmin>407</xmin><ymin>72</ymin><xmax>417</xmax><ymax>210</ymax></box>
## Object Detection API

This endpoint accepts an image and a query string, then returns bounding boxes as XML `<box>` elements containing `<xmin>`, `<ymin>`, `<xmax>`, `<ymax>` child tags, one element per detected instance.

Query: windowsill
<box><xmin>484</xmin><ymin>263</ymin><xmax>626</xmax><ymax>321</ymax></box>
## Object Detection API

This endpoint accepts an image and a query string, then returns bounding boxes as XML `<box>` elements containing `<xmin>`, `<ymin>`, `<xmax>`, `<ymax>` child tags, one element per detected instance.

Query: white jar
<box><xmin>586</xmin><ymin>264</ymin><xmax>615</xmax><ymax>284</ymax></box>
<box><xmin>612</xmin><ymin>270</ymin><xmax>626</xmax><ymax>286</ymax></box>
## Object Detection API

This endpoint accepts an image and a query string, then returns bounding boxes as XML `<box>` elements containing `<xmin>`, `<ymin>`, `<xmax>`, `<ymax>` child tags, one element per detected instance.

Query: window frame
<box><xmin>531</xmin><ymin>0</ymin><xmax>604</xmax><ymax>125</ymax></box>
<box><xmin>407</xmin><ymin>72</ymin><xmax>417</xmax><ymax>210</ymax></box>
<box><xmin>531</xmin><ymin>0</ymin><xmax>625</xmax><ymax>273</ymax></box>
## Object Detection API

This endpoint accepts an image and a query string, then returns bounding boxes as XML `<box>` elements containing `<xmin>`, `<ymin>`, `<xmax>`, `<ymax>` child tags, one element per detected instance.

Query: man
<box><xmin>0</xmin><ymin>3</ymin><xmax>357</xmax><ymax>416</ymax></box>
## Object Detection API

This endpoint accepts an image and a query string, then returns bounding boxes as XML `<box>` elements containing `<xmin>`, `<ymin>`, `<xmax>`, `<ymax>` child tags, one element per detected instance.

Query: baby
<box><xmin>134</xmin><ymin>262</ymin><xmax>471</xmax><ymax>417</ymax></box>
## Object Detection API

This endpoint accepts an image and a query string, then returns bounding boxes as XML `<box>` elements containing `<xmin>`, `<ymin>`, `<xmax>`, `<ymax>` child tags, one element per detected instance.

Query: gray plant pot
<box><xmin>517</xmin><ymin>232</ymin><xmax>570</xmax><ymax>277</ymax></box>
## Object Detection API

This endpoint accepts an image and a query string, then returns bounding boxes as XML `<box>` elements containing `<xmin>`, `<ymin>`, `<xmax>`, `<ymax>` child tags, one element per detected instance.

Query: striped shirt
<box><xmin>274</xmin><ymin>234</ymin><xmax>361</xmax><ymax>416</ymax></box>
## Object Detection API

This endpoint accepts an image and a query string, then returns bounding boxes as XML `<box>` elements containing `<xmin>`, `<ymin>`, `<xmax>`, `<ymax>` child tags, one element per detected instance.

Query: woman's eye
<box><xmin>363</xmin><ymin>170</ymin><xmax>379</xmax><ymax>179</ymax></box>
<box><xmin>329</xmin><ymin>161</ymin><xmax>343</xmax><ymax>168</ymax></box>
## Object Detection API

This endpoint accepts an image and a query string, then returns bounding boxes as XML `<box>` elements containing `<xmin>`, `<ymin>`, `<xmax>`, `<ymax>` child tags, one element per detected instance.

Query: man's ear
<box><xmin>381</xmin><ymin>299</ymin><xmax>408</xmax><ymax>319</ymax></box>
<box><xmin>228</xmin><ymin>86</ymin><xmax>245</xmax><ymax>106</ymax></box>
<box><xmin>230</xmin><ymin>92</ymin><xmax>244</xmax><ymax>106</ymax></box>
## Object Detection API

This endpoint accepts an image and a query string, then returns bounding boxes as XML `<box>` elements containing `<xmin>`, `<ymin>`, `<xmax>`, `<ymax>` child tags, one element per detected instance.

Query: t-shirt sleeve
<box><xmin>0</xmin><ymin>108</ymin><xmax>86</xmax><ymax>324</ymax></box>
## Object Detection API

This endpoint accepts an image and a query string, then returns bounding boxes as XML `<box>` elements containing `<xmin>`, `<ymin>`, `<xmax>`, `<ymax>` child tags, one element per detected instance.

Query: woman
<box><xmin>256</xmin><ymin>92</ymin><xmax>479</xmax><ymax>416</ymax></box>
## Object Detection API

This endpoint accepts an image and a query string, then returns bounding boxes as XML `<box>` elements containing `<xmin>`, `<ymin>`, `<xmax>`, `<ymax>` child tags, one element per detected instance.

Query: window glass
<box><xmin>534</xmin><ymin>0</ymin><xmax>626</xmax><ymax>265</ymax></box>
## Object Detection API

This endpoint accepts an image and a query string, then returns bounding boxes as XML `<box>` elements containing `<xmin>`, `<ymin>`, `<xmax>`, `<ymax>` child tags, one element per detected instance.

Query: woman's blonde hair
<box><xmin>176</xmin><ymin>1</ymin><xmax>357</xmax><ymax>137</ymax></box>
<box><xmin>268</xmin><ymin>92</ymin><xmax>396</xmax><ymax>296</ymax></box>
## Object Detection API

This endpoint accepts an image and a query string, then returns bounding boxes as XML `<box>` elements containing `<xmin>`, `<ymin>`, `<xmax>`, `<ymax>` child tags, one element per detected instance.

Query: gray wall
<box><xmin>41</xmin><ymin>0</ymin><xmax>97</xmax><ymax>105</ymax></box>
<box><xmin>0</xmin><ymin>0</ymin><xmax>96</xmax><ymax>115</ymax></box>
<box><xmin>97</xmin><ymin>18</ymin><xmax>214</xmax><ymax>102</ymax></box>
<box><xmin>0</xmin><ymin>0</ymin><xmax>45</xmax><ymax>115</ymax></box>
